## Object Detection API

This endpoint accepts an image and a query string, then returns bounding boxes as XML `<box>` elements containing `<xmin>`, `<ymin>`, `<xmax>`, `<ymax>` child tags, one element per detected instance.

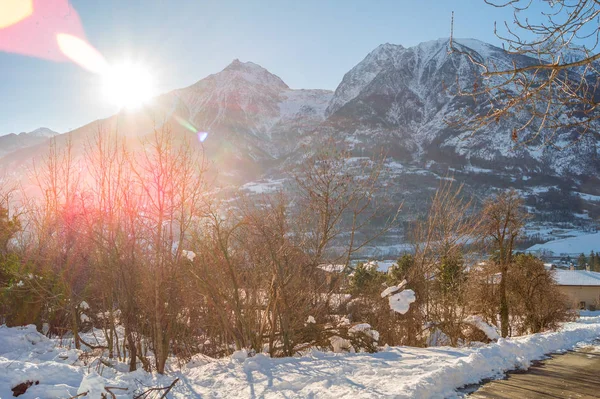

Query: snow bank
<box><xmin>179</xmin><ymin>316</ymin><xmax>600</xmax><ymax>398</ymax></box>
<box><xmin>77</xmin><ymin>372</ymin><xmax>107</xmax><ymax>397</ymax></box>
<box><xmin>0</xmin><ymin>325</ymin><xmax>177</xmax><ymax>398</ymax></box>
<box><xmin>404</xmin><ymin>314</ymin><xmax>600</xmax><ymax>398</ymax></box>
<box><xmin>1</xmin><ymin>314</ymin><xmax>600</xmax><ymax>398</ymax></box>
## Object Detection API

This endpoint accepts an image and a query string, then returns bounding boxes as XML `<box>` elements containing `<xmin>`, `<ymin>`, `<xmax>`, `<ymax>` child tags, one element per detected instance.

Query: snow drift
<box><xmin>1</xmin><ymin>313</ymin><xmax>600</xmax><ymax>398</ymax></box>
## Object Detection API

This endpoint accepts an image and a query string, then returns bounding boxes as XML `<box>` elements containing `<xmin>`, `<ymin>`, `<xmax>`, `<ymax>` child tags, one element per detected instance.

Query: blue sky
<box><xmin>0</xmin><ymin>0</ymin><xmax>518</xmax><ymax>135</ymax></box>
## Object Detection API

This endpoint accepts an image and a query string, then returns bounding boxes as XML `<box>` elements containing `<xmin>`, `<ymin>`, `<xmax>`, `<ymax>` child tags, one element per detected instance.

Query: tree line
<box><xmin>0</xmin><ymin>127</ymin><xmax>573</xmax><ymax>374</ymax></box>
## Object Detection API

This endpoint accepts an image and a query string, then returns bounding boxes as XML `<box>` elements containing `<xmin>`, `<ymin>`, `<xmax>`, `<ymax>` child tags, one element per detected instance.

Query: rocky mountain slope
<box><xmin>323</xmin><ymin>38</ymin><xmax>597</xmax><ymax>177</ymax></box>
<box><xmin>2</xmin><ymin>38</ymin><xmax>599</xmax><ymax>234</ymax></box>
<box><xmin>164</xmin><ymin>59</ymin><xmax>333</xmax><ymax>162</ymax></box>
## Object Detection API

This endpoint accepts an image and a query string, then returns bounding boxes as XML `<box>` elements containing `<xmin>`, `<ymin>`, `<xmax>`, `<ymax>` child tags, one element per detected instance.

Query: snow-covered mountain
<box><xmin>0</xmin><ymin>127</ymin><xmax>58</xmax><ymax>158</ymax></box>
<box><xmin>322</xmin><ymin>38</ymin><xmax>597</xmax><ymax>176</ymax></box>
<box><xmin>168</xmin><ymin>59</ymin><xmax>333</xmax><ymax>157</ymax></box>
<box><xmin>2</xmin><ymin>39</ymin><xmax>599</xmax><ymax>227</ymax></box>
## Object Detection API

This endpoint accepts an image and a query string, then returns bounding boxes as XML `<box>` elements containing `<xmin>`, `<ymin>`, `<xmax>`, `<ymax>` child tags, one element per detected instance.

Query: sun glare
<box><xmin>101</xmin><ymin>63</ymin><xmax>155</xmax><ymax>109</ymax></box>
<box><xmin>0</xmin><ymin>0</ymin><xmax>32</xmax><ymax>29</ymax></box>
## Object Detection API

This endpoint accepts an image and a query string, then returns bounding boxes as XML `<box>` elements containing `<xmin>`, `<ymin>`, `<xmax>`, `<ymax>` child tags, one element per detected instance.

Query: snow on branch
<box><xmin>381</xmin><ymin>280</ymin><xmax>415</xmax><ymax>314</ymax></box>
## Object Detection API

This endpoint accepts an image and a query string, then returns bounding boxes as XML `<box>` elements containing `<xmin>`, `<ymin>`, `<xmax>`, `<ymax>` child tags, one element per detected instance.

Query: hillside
<box><xmin>1</xmin><ymin>38</ymin><xmax>599</xmax><ymax>236</ymax></box>
<box><xmin>0</xmin><ymin>127</ymin><xmax>58</xmax><ymax>158</ymax></box>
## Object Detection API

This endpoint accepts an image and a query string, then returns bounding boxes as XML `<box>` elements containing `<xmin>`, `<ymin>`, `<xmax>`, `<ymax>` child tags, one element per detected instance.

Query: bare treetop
<box><xmin>451</xmin><ymin>0</ymin><xmax>600</xmax><ymax>147</ymax></box>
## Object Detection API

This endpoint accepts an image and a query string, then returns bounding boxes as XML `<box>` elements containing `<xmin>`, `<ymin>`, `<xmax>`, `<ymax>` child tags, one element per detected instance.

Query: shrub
<box><xmin>507</xmin><ymin>254</ymin><xmax>575</xmax><ymax>334</ymax></box>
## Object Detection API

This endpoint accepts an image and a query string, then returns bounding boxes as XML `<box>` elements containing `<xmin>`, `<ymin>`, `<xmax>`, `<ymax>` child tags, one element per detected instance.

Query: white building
<box><xmin>553</xmin><ymin>270</ymin><xmax>600</xmax><ymax>309</ymax></box>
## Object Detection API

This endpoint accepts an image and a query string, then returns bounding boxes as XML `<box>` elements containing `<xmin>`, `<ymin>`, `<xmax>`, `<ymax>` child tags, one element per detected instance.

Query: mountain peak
<box><xmin>218</xmin><ymin>59</ymin><xmax>289</xmax><ymax>89</ymax></box>
<box><xmin>374</xmin><ymin>42</ymin><xmax>405</xmax><ymax>52</ymax></box>
<box><xmin>326</xmin><ymin>42</ymin><xmax>406</xmax><ymax>116</ymax></box>
<box><xmin>365</xmin><ymin>42</ymin><xmax>406</xmax><ymax>61</ymax></box>
<box><xmin>406</xmin><ymin>38</ymin><xmax>504</xmax><ymax>61</ymax></box>
<box><xmin>27</xmin><ymin>127</ymin><xmax>59</xmax><ymax>138</ymax></box>
<box><xmin>225</xmin><ymin>59</ymin><xmax>265</xmax><ymax>71</ymax></box>
<box><xmin>327</xmin><ymin>37</ymin><xmax>505</xmax><ymax>117</ymax></box>
<box><xmin>450</xmin><ymin>38</ymin><xmax>500</xmax><ymax>57</ymax></box>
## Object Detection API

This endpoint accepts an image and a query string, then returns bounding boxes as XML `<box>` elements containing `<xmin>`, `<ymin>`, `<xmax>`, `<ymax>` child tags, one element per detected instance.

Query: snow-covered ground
<box><xmin>241</xmin><ymin>178</ymin><xmax>287</xmax><ymax>194</ymax></box>
<box><xmin>1</xmin><ymin>313</ymin><xmax>600</xmax><ymax>398</ymax></box>
<box><xmin>527</xmin><ymin>231</ymin><xmax>600</xmax><ymax>255</ymax></box>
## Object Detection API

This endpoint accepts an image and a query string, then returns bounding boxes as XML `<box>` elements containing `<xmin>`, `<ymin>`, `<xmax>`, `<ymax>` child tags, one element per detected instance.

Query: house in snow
<box><xmin>553</xmin><ymin>270</ymin><xmax>600</xmax><ymax>310</ymax></box>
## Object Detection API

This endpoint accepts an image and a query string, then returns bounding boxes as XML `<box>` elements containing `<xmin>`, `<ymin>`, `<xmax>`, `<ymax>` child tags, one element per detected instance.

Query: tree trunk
<box><xmin>157</xmin><ymin>335</ymin><xmax>169</xmax><ymax>374</ymax></box>
<box><xmin>499</xmin><ymin>266</ymin><xmax>509</xmax><ymax>338</ymax></box>
<box><xmin>107</xmin><ymin>307</ymin><xmax>114</xmax><ymax>359</ymax></box>
<box><xmin>126</xmin><ymin>327</ymin><xmax>137</xmax><ymax>372</ymax></box>
<box><xmin>70</xmin><ymin>301</ymin><xmax>81</xmax><ymax>350</ymax></box>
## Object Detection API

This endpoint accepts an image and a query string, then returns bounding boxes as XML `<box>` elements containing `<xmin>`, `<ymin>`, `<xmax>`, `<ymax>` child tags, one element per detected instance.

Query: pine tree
<box><xmin>349</xmin><ymin>262</ymin><xmax>385</xmax><ymax>296</ymax></box>
<box><xmin>438</xmin><ymin>253</ymin><xmax>464</xmax><ymax>294</ymax></box>
<box><xmin>577</xmin><ymin>253</ymin><xmax>588</xmax><ymax>270</ymax></box>
<box><xmin>388</xmin><ymin>253</ymin><xmax>414</xmax><ymax>284</ymax></box>
<box><xmin>0</xmin><ymin>203</ymin><xmax>20</xmax><ymax>259</ymax></box>
<box><xmin>589</xmin><ymin>251</ymin><xmax>596</xmax><ymax>272</ymax></box>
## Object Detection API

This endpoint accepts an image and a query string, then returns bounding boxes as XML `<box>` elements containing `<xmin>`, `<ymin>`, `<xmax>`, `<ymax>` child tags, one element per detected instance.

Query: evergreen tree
<box><xmin>438</xmin><ymin>252</ymin><xmax>464</xmax><ymax>294</ymax></box>
<box><xmin>589</xmin><ymin>251</ymin><xmax>596</xmax><ymax>272</ymax></box>
<box><xmin>0</xmin><ymin>203</ymin><xmax>20</xmax><ymax>259</ymax></box>
<box><xmin>0</xmin><ymin>202</ymin><xmax>20</xmax><ymax>287</ymax></box>
<box><xmin>388</xmin><ymin>253</ymin><xmax>414</xmax><ymax>284</ymax></box>
<box><xmin>577</xmin><ymin>253</ymin><xmax>588</xmax><ymax>270</ymax></box>
<box><xmin>349</xmin><ymin>262</ymin><xmax>385</xmax><ymax>296</ymax></box>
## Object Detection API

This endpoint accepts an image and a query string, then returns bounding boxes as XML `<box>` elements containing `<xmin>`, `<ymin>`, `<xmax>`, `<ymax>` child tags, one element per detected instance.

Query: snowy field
<box><xmin>527</xmin><ymin>231</ymin><xmax>600</xmax><ymax>255</ymax></box>
<box><xmin>1</xmin><ymin>313</ymin><xmax>600</xmax><ymax>398</ymax></box>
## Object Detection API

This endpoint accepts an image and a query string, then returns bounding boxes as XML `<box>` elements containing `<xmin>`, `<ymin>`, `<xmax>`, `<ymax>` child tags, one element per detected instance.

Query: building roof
<box><xmin>553</xmin><ymin>270</ymin><xmax>600</xmax><ymax>286</ymax></box>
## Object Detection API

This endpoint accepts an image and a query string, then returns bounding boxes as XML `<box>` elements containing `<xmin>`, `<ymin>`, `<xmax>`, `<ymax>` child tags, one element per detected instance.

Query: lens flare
<box><xmin>173</xmin><ymin>114</ymin><xmax>197</xmax><ymax>132</ymax></box>
<box><xmin>198</xmin><ymin>132</ymin><xmax>208</xmax><ymax>142</ymax></box>
<box><xmin>101</xmin><ymin>63</ymin><xmax>156</xmax><ymax>109</ymax></box>
<box><xmin>57</xmin><ymin>33</ymin><xmax>108</xmax><ymax>74</ymax></box>
<box><xmin>0</xmin><ymin>0</ymin><xmax>87</xmax><ymax>62</ymax></box>
<box><xmin>0</xmin><ymin>0</ymin><xmax>200</xmax><ymax>135</ymax></box>
<box><xmin>0</xmin><ymin>0</ymin><xmax>32</xmax><ymax>29</ymax></box>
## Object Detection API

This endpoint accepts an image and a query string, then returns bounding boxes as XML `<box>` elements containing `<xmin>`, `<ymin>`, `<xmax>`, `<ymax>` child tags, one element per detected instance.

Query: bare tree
<box><xmin>184</xmin><ymin>147</ymin><xmax>400</xmax><ymax>357</ymax></box>
<box><xmin>478</xmin><ymin>189</ymin><xmax>528</xmax><ymax>337</ymax></box>
<box><xmin>82</xmin><ymin>127</ymin><xmax>142</xmax><ymax>369</ymax></box>
<box><xmin>132</xmin><ymin>126</ymin><xmax>209</xmax><ymax>373</ymax></box>
<box><xmin>410</xmin><ymin>179</ymin><xmax>480</xmax><ymax>345</ymax></box>
<box><xmin>452</xmin><ymin>0</ymin><xmax>600</xmax><ymax>146</ymax></box>
<box><xmin>293</xmin><ymin>148</ymin><xmax>401</xmax><ymax>267</ymax></box>
<box><xmin>186</xmin><ymin>201</ymin><xmax>269</xmax><ymax>356</ymax></box>
<box><xmin>507</xmin><ymin>254</ymin><xmax>574</xmax><ymax>334</ymax></box>
<box><xmin>22</xmin><ymin>135</ymin><xmax>93</xmax><ymax>348</ymax></box>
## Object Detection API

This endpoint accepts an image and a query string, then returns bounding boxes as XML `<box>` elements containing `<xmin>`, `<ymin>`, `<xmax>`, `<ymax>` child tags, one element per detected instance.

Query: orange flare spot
<box><xmin>0</xmin><ymin>0</ymin><xmax>32</xmax><ymax>29</ymax></box>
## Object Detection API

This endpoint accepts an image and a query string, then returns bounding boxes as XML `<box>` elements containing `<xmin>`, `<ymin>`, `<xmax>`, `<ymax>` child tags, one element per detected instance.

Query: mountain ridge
<box><xmin>0</xmin><ymin>127</ymin><xmax>59</xmax><ymax>158</ymax></box>
<box><xmin>1</xmin><ymin>38</ymin><xmax>599</xmax><ymax>229</ymax></box>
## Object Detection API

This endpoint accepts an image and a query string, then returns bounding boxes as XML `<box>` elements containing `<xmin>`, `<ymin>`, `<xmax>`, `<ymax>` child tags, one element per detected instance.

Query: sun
<box><xmin>101</xmin><ymin>63</ymin><xmax>155</xmax><ymax>109</ymax></box>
